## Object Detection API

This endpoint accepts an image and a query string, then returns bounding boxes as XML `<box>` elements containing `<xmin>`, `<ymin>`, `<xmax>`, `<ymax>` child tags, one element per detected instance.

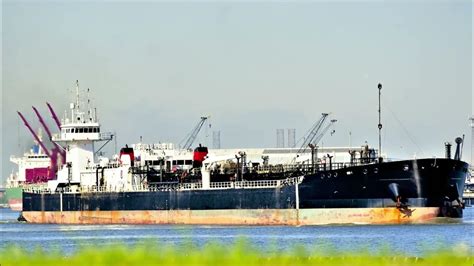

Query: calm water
<box><xmin>0</xmin><ymin>208</ymin><xmax>473</xmax><ymax>256</ymax></box>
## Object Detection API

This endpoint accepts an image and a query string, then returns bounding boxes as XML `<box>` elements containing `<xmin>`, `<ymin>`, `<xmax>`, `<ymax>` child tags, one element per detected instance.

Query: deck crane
<box><xmin>180</xmin><ymin>116</ymin><xmax>210</xmax><ymax>150</ymax></box>
<box><xmin>310</xmin><ymin>118</ymin><xmax>337</xmax><ymax>148</ymax></box>
<box><xmin>296</xmin><ymin>113</ymin><xmax>329</xmax><ymax>156</ymax></box>
<box><xmin>295</xmin><ymin>114</ymin><xmax>337</xmax><ymax>165</ymax></box>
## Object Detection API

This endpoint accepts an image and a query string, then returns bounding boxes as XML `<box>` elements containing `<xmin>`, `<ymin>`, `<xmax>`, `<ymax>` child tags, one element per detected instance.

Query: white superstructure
<box><xmin>47</xmin><ymin>81</ymin><xmax>127</xmax><ymax>192</ymax></box>
<box><xmin>7</xmin><ymin>143</ymin><xmax>50</xmax><ymax>188</ymax></box>
<box><xmin>7</xmin><ymin>128</ymin><xmax>51</xmax><ymax>187</ymax></box>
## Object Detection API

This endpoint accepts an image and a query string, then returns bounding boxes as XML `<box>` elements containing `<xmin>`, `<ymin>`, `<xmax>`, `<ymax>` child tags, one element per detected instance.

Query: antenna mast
<box><xmin>75</xmin><ymin>80</ymin><xmax>80</xmax><ymax>110</ymax></box>
<box><xmin>378</xmin><ymin>83</ymin><xmax>383</xmax><ymax>162</ymax></box>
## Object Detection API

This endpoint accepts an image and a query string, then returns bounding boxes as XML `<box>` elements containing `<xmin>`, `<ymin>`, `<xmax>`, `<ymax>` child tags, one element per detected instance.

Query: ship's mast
<box><xmin>75</xmin><ymin>80</ymin><xmax>80</xmax><ymax>111</ymax></box>
<box><xmin>378</xmin><ymin>83</ymin><xmax>383</xmax><ymax>162</ymax></box>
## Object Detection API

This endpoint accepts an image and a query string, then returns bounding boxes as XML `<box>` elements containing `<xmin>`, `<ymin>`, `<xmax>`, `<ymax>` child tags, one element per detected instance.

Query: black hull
<box><xmin>23</xmin><ymin>158</ymin><xmax>468</xmax><ymax>220</ymax></box>
<box><xmin>300</xmin><ymin>158</ymin><xmax>467</xmax><ymax>210</ymax></box>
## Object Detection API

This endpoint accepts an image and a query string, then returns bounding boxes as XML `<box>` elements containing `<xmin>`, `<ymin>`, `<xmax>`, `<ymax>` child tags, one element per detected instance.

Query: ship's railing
<box><xmin>301</xmin><ymin>160</ymin><xmax>378</xmax><ymax>173</ymax></box>
<box><xmin>99</xmin><ymin>132</ymin><xmax>114</xmax><ymax>140</ymax></box>
<box><xmin>24</xmin><ymin>184</ymin><xmax>85</xmax><ymax>194</ymax></box>
<box><xmin>23</xmin><ymin>183</ymin><xmax>51</xmax><ymax>193</ymax></box>
<box><xmin>249</xmin><ymin>159</ymin><xmax>378</xmax><ymax>175</ymax></box>
<box><xmin>147</xmin><ymin>182</ymin><xmax>203</xmax><ymax>191</ymax></box>
<box><xmin>208</xmin><ymin>179</ymin><xmax>281</xmax><ymax>189</ymax></box>
<box><xmin>41</xmin><ymin>176</ymin><xmax>302</xmax><ymax>194</ymax></box>
<box><xmin>79</xmin><ymin>185</ymin><xmax>130</xmax><ymax>193</ymax></box>
<box><xmin>85</xmin><ymin>162</ymin><xmax>123</xmax><ymax>170</ymax></box>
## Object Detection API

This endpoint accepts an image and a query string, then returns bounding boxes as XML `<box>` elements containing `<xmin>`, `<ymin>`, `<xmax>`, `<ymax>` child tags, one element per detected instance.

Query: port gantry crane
<box><xmin>180</xmin><ymin>116</ymin><xmax>210</xmax><ymax>150</ymax></box>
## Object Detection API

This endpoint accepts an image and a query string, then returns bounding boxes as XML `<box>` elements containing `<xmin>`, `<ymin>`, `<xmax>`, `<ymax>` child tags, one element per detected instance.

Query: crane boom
<box><xmin>17</xmin><ymin>111</ymin><xmax>52</xmax><ymax>158</ymax></box>
<box><xmin>311</xmin><ymin>119</ymin><xmax>337</xmax><ymax>147</ymax></box>
<box><xmin>46</xmin><ymin>102</ymin><xmax>62</xmax><ymax>130</ymax></box>
<box><xmin>32</xmin><ymin>106</ymin><xmax>66</xmax><ymax>164</ymax></box>
<box><xmin>297</xmin><ymin>113</ymin><xmax>329</xmax><ymax>155</ymax></box>
<box><xmin>180</xmin><ymin>116</ymin><xmax>209</xmax><ymax>150</ymax></box>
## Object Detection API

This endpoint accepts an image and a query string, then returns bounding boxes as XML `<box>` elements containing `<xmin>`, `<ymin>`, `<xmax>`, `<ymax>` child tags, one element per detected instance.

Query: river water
<box><xmin>0</xmin><ymin>208</ymin><xmax>473</xmax><ymax>256</ymax></box>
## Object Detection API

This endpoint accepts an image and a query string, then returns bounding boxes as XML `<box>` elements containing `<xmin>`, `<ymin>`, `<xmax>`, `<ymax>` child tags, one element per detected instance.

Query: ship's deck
<box><xmin>22</xmin><ymin>176</ymin><xmax>303</xmax><ymax>194</ymax></box>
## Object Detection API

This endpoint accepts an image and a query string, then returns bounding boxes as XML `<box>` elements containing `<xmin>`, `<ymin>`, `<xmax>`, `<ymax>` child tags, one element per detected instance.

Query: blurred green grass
<box><xmin>1</xmin><ymin>239</ymin><xmax>472</xmax><ymax>266</ymax></box>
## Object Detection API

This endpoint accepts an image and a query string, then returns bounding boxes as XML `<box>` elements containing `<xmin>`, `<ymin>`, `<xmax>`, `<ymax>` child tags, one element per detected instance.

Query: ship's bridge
<box><xmin>52</xmin><ymin>123</ymin><xmax>112</xmax><ymax>142</ymax></box>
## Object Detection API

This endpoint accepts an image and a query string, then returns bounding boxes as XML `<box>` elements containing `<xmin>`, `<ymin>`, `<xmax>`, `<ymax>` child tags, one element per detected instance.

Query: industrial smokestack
<box><xmin>276</xmin><ymin>129</ymin><xmax>285</xmax><ymax>148</ymax></box>
<box><xmin>287</xmin><ymin>128</ymin><xmax>296</xmax><ymax>148</ymax></box>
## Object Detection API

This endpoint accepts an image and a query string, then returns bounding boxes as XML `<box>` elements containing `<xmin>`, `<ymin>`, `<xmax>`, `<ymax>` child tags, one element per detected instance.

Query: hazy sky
<box><xmin>1</xmin><ymin>1</ymin><xmax>473</xmax><ymax>183</ymax></box>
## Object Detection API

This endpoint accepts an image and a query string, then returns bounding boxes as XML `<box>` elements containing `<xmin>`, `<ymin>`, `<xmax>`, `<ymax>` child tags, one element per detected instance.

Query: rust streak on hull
<box><xmin>22</xmin><ymin>207</ymin><xmax>441</xmax><ymax>225</ymax></box>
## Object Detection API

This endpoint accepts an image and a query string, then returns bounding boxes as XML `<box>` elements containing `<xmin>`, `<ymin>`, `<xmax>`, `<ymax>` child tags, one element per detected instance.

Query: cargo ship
<box><xmin>20</xmin><ymin>81</ymin><xmax>468</xmax><ymax>225</ymax></box>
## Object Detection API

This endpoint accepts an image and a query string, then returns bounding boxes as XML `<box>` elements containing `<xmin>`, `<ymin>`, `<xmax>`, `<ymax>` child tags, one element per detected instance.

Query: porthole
<box><xmin>320</xmin><ymin>174</ymin><xmax>325</xmax><ymax>179</ymax></box>
<box><xmin>363</xmin><ymin>169</ymin><xmax>368</xmax><ymax>175</ymax></box>
<box><xmin>373</xmin><ymin>168</ymin><xmax>378</xmax><ymax>174</ymax></box>
<box><xmin>403</xmin><ymin>165</ymin><xmax>409</xmax><ymax>171</ymax></box>
<box><xmin>333</xmin><ymin>172</ymin><xmax>338</xmax><ymax>178</ymax></box>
